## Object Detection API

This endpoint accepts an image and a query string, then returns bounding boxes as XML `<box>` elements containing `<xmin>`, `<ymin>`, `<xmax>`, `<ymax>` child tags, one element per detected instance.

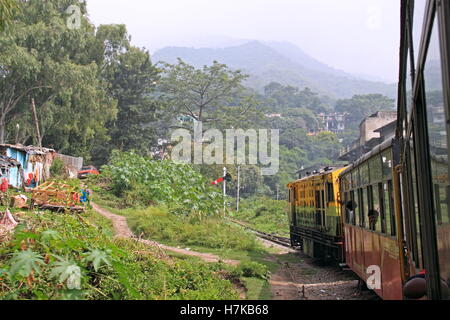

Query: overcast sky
<box><xmin>86</xmin><ymin>0</ymin><xmax>401</xmax><ymax>83</ymax></box>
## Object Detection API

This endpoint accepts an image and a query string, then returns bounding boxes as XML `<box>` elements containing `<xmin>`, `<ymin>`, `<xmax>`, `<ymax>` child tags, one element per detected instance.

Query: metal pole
<box><xmin>223</xmin><ymin>167</ymin><xmax>227</xmax><ymax>216</ymax></box>
<box><xmin>276</xmin><ymin>185</ymin><xmax>279</xmax><ymax>201</ymax></box>
<box><xmin>31</xmin><ymin>98</ymin><xmax>42</xmax><ymax>147</ymax></box>
<box><xmin>236</xmin><ymin>166</ymin><xmax>241</xmax><ymax>212</ymax></box>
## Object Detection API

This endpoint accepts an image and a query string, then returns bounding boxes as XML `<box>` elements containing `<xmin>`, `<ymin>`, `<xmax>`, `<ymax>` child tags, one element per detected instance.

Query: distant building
<box><xmin>265</xmin><ymin>114</ymin><xmax>282</xmax><ymax>118</ymax></box>
<box><xmin>430</xmin><ymin>105</ymin><xmax>445</xmax><ymax>124</ymax></box>
<box><xmin>339</xmin><ymin>111</ymin><xmax>397</xmax><ymax>162</ymax></box>
<box><xmin>318</xmin><ymin>112</ymin><xmax>349</xmax><ymax>133</ymax></box>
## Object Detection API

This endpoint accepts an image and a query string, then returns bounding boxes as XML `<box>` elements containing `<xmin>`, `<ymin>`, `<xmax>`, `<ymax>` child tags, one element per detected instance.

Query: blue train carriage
<box><xmin>287</xmin><ymin>166</ymin><xmax>347</xmax><ymax>261</ymax></box>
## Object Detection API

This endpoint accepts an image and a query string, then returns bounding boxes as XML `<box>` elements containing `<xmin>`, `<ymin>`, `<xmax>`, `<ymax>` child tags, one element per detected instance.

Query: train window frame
<box><xmin>327</xmin><ymin>182</ymin><xmax>335</xmax><ymax>203</ymax></box>
<box><xmin>382</xmin><ymin>149</ymin><xmax>393</xmax><ymax>179</ymax></box>
<box><xmin>350</xmin><ymin>190</ymin><xmax>356</xmax><ymax>226</ymax></box>
<box><xmin>399</xmin><ymin>0</ymin><xmax>450</xmax><ymax>298</ymax></box>
<box><xmin>380</xmin><ymin>182</ymin><xmax>391</xmax><ymax>236</ymax></box>
<box><xmin>368</xmin><ymin>184</ymin><xmax>383</xmax><ymax>233</ymax></box>
<box><xmin>369</xmin><ymin>155</ymin><xmax>383</xmax><ymax>184</ymax></box>
<box><xmin>362</xmin><ymin>187</ymin><xmax>369</xmax><ymax>229</ymax></box>
<box><xmin>360</xmin><ymin>163</ymin><xmax>369</xmax><ymax>187</ymax></box>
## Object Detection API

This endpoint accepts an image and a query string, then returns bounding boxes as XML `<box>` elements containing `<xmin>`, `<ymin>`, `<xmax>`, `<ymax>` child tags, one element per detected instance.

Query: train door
<box><xmin>290</xmin><ymin>186</ymin><xmax>297</xmax><ymax>228</ymax></box>
<box><xmin>315</xmin><ymin>189</ymin><xmax>325</xmax><ymax>229</ymax></box>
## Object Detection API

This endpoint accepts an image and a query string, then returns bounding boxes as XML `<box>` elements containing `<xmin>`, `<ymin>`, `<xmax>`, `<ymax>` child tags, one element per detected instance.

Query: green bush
<box><xmin>50</xmin><ymin>158</ymin><xmax>66</xmax><ymax>178</ymax></box>
<box><xmin>101</xmin><ymin>151</ymin><xmax>222</xmax><ymax>216</ymax></box>
<box><xmin>0</xmin><ymin>211</ymin><xmax>238</xmax><ymax>300</ymax></box>
<box><xmin>234</xmin><ymin>261</ymin><xmax>270</xmax><ymax>280</ymax></box>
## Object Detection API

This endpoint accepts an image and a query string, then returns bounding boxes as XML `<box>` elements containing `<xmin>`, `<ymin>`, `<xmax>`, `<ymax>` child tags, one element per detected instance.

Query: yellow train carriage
<box><xmin>287</xmin><ymin>166</ymin><xmax>346</xmax><ymax>260</ymax></box>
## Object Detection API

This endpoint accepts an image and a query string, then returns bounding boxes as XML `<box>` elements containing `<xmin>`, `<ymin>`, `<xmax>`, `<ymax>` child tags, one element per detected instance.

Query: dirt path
<box><xmin>250</xmin><ymin>237</ymin><xmax>377</xmax><ymax>300</ymax></box>
<box><xmin>267</xmin><ymin>251</ymin><xmax>378</xmax><ymax>300</ymax></box>
<box><xmin>91</xmin><ymin>203</ymin><xmax>239</xmax><ymax>266</ymax></box>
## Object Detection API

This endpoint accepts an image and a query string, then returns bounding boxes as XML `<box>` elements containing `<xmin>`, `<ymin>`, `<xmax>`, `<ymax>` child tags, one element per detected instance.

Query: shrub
<box><xmin>235</xmin><ymin>261</ymin><xmax>270</xmax><ymax>280</ymax></box>
<box><xmin>101</xmin><ymin>151</ymin><xmax>222</xmax><ymax>216</ymax></box>
<box><xmin>50</xmin><ymin>158</ymin><xmax>66</xmax><ymax>178</ymax></box>
<box><xmin>0</xmin><ymin>211</ymin><xmax>238</xmax><ymax>300</ymax></box>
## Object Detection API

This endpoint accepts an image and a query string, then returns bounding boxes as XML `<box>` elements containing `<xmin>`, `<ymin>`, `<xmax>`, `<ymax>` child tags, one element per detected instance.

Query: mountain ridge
<box><xmin>152</xmin><ymin>40</ymin><xmax>396</xmax><ymax>99</ymax></box>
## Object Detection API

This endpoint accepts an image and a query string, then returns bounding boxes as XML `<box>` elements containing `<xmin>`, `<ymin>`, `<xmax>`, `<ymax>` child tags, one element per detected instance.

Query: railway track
<box><xmin>229</xmin><ymin>219</ymin><xmax>293</xmax><ymax>248</ymax></box>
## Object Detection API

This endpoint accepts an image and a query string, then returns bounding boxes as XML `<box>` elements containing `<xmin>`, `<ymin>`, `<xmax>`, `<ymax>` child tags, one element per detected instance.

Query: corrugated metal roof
<box><xmin>0</xmin><ymin>155</ymin><xmax>20</xmax><ymax>168</ymax></box>
<box><xmin>0</xmin><ymin>144</ymin><xmax>55</xmax><ymax>155</ymax></box>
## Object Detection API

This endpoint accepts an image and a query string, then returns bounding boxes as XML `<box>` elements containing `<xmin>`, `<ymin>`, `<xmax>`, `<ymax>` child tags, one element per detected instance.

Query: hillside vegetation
<box><xmin>0</xmin><ymin>209</ymin><xmax>238</xmax><ymax>300</ymax></box>
<box><xmin>153</xmin><ymin>41</ymin><xmax>396</xmax><ymax>98</ymax></box>
<box><xmin>234</xmin><ymin>198</ymin><xmax>290</xmax><ymax>236</ymax></box>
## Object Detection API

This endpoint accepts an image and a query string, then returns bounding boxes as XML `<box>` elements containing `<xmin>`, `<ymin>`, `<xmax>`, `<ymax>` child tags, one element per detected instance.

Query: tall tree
<box><xmin>96</xmin><ymin>25</ymin><xmax>161</xmax><ymax>161</ymax></box>
<box><xmin>159</xmin><ymin>59</ymin><xmax>257</xmax><ymax>131</ymax></box>
<box><xmin>0</xmin><ymin>0</ymin><xmax>18</xmax><ymax>31</ymax></box>
<box><xmin>0</xmin><ymin>0</ymin><xmax>117</xmax><ymax>160</ymax></box>
<box><xmin>335</xmin><ymin>94</ymin><xmax>395</xmax><ymax>128</ymax></box>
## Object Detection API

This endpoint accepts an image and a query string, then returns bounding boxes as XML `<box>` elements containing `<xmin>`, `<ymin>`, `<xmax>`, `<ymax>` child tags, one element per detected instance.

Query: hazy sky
<box><xmin>86</xmin><ymin>0</ymin><xmax>401</xmax><ymax>82</ymax></box>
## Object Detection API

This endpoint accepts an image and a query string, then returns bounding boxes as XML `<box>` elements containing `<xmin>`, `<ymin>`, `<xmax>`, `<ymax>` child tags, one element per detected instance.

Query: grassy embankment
<box><xmin>233</xmin><ymin>197</ymin><xmax>290</xmax><ymax>237</ymax></box>
<box><xmin>82</xmin><ymin>152</ymin><xmax>298</xmax><ymax>299</ymax></box>
<box><xmin>0</xmin><ymin>188</ymin><xmax>240</xmax><ymax>300</ymax></box>
<box><xmin>90</xmin><ymin>187</ymin><xmax>278</xmax><ymax>300</ymax></box>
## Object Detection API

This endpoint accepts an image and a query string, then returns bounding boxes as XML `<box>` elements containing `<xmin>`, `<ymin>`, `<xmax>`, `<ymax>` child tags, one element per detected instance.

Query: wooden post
<box><xmin>31</xmin><ymin>98</ymin><xmax>42</xmax><ymax>147</ymax></box>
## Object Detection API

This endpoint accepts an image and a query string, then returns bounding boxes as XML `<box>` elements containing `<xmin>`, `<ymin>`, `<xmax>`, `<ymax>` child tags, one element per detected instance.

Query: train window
<box><xmin>382</xmin><ymin>182</ymin><xmax>391</xmax><ymax>235</ymax></box>
<box><xmin>413</xmin><ymin>0</ymin><xmax>427</xmax><ymax>63</ymax></box>
<box><xmin>406</xmin><ymin>48</ymin><xmax>414</xmax><ymax>117</ymax></box>
<box><xmin>369</xmin><ymin>156</ymin><xmax>382</xmax><ymax>184</ymax></box>
<box><xmin>368</xmin><ymin>184</ymin><xmax>383</xmax><ymax>233</ymax></box>
<box><xmin>355</xmin><ymin>190</ymin><xmax>361</xmax><ymax>226</ymax></box>
<box><xmin>410</xmin><ymin>138</ymin><xmax>423</xmax><ymax>268</ymax></box>
<box><xmin>360</xmin><ymin>164</ymin><xmax>369</xmax><ymax>186</ymax></box>
<box><xmin>343</xmin><ymin>192</ymin><xmax>349</xmax><ymax>224</ymax></box>
<box><xmin>352</xmin><ymin>169</ymin><xmax>360</xmax><ymax>189</ymax></box>
<box><xmin>434</xmin><ymin>184</ymin><xmax>443</xmax><ymax>225</ymax></box>
<box><xmin>425</xmin><ymin>18</ymin><xmax>447</xmax><ymax>222</ymax></box>
<box><xmin>362</xmin><ymin>188</ymin><xmax>369</xmax><ymax>228</ymax></box>
<box><xmin>368</xmin><ymin>186</ymin><xmax>374</xmax><ymax>230</ymax></box>
<box><xmin>382</xmin><ymin>149</ymin><xmax>393</xmax><ymax>179</ymax></box>
<box><xmin>327</xmin><ymin>182</ymin><xmax>335</xmax><ymax>202</ymax></box>
<box><xmin>424</xmin><ymin>16</ymin><xmax>450</xmax><ymax>285</ymax></box>
<box><xmin>349</xmin><ymin>191</ymin><xmax>356</xmax><ymax>225</ymax></box>
<box><xmin>357</xmin><ymin>189</ymin><xmax>365</xmax><ymax>228</ymax></box>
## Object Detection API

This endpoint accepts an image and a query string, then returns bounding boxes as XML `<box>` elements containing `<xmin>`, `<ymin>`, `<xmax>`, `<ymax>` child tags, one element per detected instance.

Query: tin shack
<box><xmin>0</xmin><ymin>144</ymin><xmax>56</xmax><ymax>189</ymax></box>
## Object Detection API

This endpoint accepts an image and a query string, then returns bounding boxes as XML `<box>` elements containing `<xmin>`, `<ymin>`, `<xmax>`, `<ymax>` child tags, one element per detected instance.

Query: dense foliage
<box><xmin>0</xmin><ymin>210</ymin><xmax>238</xmax><ymax>300</ymax></box>
<box><xmin>100</xmin><ymin>151</ymin><xmax>222</xmax><ymax>216</ymax></box>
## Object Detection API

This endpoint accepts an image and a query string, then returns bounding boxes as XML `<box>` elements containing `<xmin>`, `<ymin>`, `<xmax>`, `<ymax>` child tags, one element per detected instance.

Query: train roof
<box><xmin>340</xmin><ymin>137</ymin><xmax>394</xmax><ymax>177</ymax></box>
<box><xmin>287</xmin><ymin>166</ymin><xmax>346</xmax><ymax>186</ymax></box>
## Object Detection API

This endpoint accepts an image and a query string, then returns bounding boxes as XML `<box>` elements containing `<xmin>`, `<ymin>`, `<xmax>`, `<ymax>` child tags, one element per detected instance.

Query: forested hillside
<box><xmin>153</xmin><ymin>41</ymin><xmax>397</xmax><ymax>99</ymax></box>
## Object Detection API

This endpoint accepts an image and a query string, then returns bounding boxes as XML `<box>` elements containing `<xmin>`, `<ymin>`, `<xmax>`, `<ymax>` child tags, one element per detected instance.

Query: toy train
<box><xmin>287</xmin><ymin>0</ymin><xmax>450</xmax><ymax>300</ymax></box>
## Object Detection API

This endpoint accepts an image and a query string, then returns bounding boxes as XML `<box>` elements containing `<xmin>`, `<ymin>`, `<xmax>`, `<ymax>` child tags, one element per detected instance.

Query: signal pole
<box><xmin>223</xmin><ymin>167</ymin><xmax>227</xmax><ymax>216</ymax></box>
<box><xmin>236</xmin><ymin>166</ymin><xmax>241</xmax><ymax>212</ymax></box>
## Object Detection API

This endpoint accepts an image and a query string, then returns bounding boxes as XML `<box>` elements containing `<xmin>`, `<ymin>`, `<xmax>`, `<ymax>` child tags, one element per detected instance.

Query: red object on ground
<box><xmin>211</xmin><ymin>177</ymin><xmax>224</xmax><ymax>185</ymax></box>
<box><xmin>72</xmin><ymin>192</ymin><xmax>80</xmax><ymax>203</ymax></box>
<box><xmin>0</xmin><ymin>178</ymin><xmax>8</xmax><ymax>193</ymax></box>
<box><xmin>78</xmin><ymin>166</ymin><xmax>100</xmax><ymax>179</ymax></box>
<box><xmin>25</xmin><ymin>173</ymin><xmax>34</xmax><ymax>187</ymax></box>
